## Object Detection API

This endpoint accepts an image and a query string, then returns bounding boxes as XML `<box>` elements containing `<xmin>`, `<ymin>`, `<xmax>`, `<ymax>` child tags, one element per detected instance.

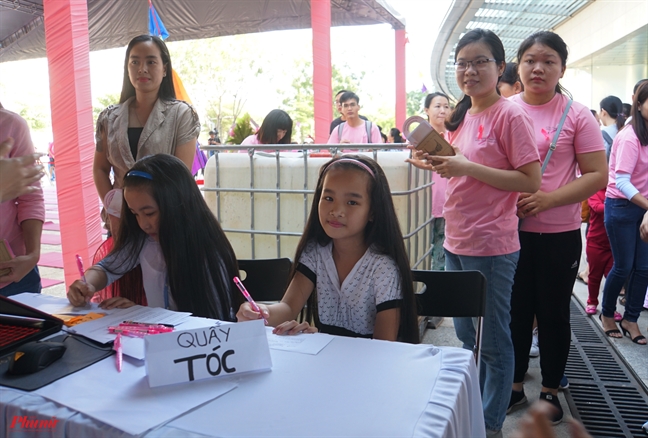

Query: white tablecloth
<box><xmin>1</xmin><ymin>336</ymin><xmax>485</xmax><ymax>437</ymax></box>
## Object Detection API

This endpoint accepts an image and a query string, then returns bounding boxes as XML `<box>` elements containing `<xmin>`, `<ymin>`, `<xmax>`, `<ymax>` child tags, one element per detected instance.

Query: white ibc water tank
<box><xmin>203</xmin><ymin>150</ymin><xmax>432</xmax><ymax>266</ymax></box>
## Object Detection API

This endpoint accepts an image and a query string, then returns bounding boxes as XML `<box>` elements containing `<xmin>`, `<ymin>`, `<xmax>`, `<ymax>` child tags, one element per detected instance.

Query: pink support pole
<box><xmin>311</xmin><ymin>0</ymin><xmax>332</xmax><ymax>144</ymax></box>
<box><xmin>395</xmin><ymin>29</ymin><xmax>407</xmax><ymax>131</ymax></box>
<box><xmin>44</xmin><ymin>0</ymin><xmax>102</xmax><ymax>288</ymax></box>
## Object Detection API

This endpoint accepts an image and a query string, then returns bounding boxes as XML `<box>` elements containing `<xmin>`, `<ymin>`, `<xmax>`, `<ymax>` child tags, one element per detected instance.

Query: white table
<box><xmin>1</xmin><ymin>335</ymin><xmax>485</xmax><ymax>437</ymax></box>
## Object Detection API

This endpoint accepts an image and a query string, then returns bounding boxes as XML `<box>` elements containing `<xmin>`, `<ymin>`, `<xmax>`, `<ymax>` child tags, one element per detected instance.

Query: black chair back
<box><xmin>412</xmin><ymin>269</ymin><xmax>487</xmax><ymax>368</ymax></box>
<box><xmin>412</xmin><ymin>270</ymin><xmax>486</xmax><ymax>318</ymax></box>
<box><xmin>237</xmin><ymin>258</ymin><xmax>292</xmax><ymax>302</ymax></box>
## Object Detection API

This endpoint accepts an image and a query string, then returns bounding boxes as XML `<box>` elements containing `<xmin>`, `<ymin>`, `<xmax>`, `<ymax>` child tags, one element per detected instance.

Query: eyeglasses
<box><xmin>454</xmin><ymin>58</ymin><xmax>496</xmax><ymax>72</ymax></box>
<box><xmin>342</xmin><ymin>102</ymin><xmax>358</xmax><ymax>109</ymax></box>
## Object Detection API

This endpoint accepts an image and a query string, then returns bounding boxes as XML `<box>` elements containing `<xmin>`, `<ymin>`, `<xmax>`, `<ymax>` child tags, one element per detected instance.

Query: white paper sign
<box><xmin>145</xmin><ymin>319</ymin><xmax>272</xmax><ymax>387</ymax></box>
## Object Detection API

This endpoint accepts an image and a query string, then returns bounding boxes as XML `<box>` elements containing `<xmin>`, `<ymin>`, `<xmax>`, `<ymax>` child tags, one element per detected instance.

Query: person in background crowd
<box><xmin>208</xmin><ymin>129</ymin><xmax>220</xmax><ymax>145</ymax></box>
<box><xmin>584</xmin><ymin>187</ymin><xmax>616</xmax><ymax>318</ymax></box>
<box><xmin>498</xmin><ymin>62</ymin><xmax>523</xmax><ymax>97</ymax></box>
<box><xmin>590</xmin><ymin>109</ymin><xmax>601</xmax><ymax>127</ymax></box>
<box><xmin>387</xmin><ymin>128</ymin><xmax>404</xmax><ymax>143</ymax></box>
<box><xmin>0</xmin><ymin>103</ymin><xmax>45</xmax><ymax>297</ymax></box>
<box><xmin>377</xmin><ymin>125</ymin><xmax>388</xmax><ymax>143</ymax></box>
<box><xmin>625</xmin><ymin>79</ymin><xmax>648</xmax><ymax>125</ymax></box>
<box><xmin>578</xmin><ymin>96</ymin><xmax>626</xmax><ymax>286</ymax></box>
<box><xmin>327</xmin><ymin>92</ymin><xmax>382</xmax><ymax>144</ymax></box>
<box><xmin>622</xmin><ymin>103</ymin><xmax>631</xmax><ymax>121</ymax></box>
<box><xmin>241</xmin><ymin>109</ymin><xmax>293</xmax><ymax>146</ymax></box>
<box><xmin>599</xmin><ymin>81</ymin><xmax>648</xmax><ymax>346</ymax></box>
<box><xmin>407</xmin><ymin>92</ymin><xmax>451</xmax><ymax>272</ymax></box>
<box><xmin>330</xmin><ymin>89</ymin><xmax>369</xmax><ymax>134</ymax></box>
<box><xmin>599</xmin><ymin>95</ymin><xmax>626</xmax><ymax>159</ymax></box>
<box><xmin>47</xmin><ymin>141</ymin><xmax>55</xmax><ymax>182</ymax></box>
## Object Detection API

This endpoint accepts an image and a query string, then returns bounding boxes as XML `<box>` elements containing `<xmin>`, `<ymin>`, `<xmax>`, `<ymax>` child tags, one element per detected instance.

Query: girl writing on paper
<box><xmin>508</xmin><ymin>31</ymin><xmax>607</xmax><ymax>423</ymax></box>
<box><xmin>237</xmin><ymin>155</ymin><xmax>419</xmax><ymax>344</ymax></box>
<box><xmin>409</xmin><ymin>29</ymin><xmax>542</xmax><ymax>436</ymax></box>
<box><xmin>67</xmin><ymin>154</ymin><xmax>243</xmax><ymax>321</ymax></box>
<box><xmin>241</xmin><ymin>109</ymin><xmax>293</xmax><ymax>146</ymax></box>
<box><xmin>93</xmin><ymin>35</ymin><xmax>199</xmax><ymax>232</ymax></box>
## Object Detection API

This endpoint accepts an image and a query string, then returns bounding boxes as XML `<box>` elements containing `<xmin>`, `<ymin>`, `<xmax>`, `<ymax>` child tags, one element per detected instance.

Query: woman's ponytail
<box><xmin>445</xmin><ymin>94</ymin><xmax>472</xmax><ymax>132</ymax></box>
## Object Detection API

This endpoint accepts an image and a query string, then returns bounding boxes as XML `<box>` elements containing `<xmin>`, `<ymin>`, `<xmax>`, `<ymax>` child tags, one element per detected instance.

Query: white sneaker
<box><xmin>529</xmin><ymin>327</ymin><xmax>539</xmax><ymax>358</ymax></box>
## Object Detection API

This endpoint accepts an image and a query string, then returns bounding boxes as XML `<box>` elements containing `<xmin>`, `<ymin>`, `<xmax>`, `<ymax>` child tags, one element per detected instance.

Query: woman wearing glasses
<box><xmin>410</xmin><ymin>28</ymin><xmax>540</xmax><ymax>437</ymax></box>
<box><xmin>241</xmin><ymin>109</ymin><xmax>293</xmax><ymax>146</ymax></box>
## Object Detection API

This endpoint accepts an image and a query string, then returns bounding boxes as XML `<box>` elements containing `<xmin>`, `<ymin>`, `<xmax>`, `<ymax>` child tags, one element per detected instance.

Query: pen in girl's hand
<box><xmin>233</xmin><ymin>276</ymin><xmax>268</xmax><ymax>325</ymax></box>
<box><xmin>75</xmin><ymin>254</ymin><xmax>91</xmax><ymax>304</ymax></box>
<box><xmin>75</xmin><ymin>254</ymin><xmax>86</xmax><ymax>283</ymax></box>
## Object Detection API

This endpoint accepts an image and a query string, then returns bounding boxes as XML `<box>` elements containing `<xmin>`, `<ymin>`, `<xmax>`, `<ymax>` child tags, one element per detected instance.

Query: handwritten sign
<box><xmin>145</xmin><ymin>320</ymin><xmax>271</xmax><ymax>387</ymax></box>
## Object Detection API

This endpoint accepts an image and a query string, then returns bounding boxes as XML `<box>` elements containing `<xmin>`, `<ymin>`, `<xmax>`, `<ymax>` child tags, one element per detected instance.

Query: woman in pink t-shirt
<box><xmin>412</xmin><ymin>29</ymin><xmax>541</xmax><ymax>436</ymax></box>
<box><xmin>600</xmin><ymin>81</ymin><xmax>648</xmax><ymax>345</ymax></box>
<box><xmin>507</xmin><ymin>32</ymin><xmax>608</xmax><ymax>423</ymax></box>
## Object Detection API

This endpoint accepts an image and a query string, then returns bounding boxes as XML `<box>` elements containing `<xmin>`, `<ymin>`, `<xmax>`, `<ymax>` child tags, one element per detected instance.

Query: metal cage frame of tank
<box><xmin>201</xmin><ymin>144</ymin><xmax>435</xmax><ymax>270</ymax></box>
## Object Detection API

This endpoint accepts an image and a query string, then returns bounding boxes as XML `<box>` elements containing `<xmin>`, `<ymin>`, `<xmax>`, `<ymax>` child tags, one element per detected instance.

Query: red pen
<box><xmin>477</xmin><ymin>125</ymin><xmax>484</xmax><ymax>140</ymax></box>
<box><xmin>114</xmin><ymin>333</ymin><xmax>122</xmax><ymax>372</ymax></box>
<box><xmin>233</xmin><ymin>276</ymin><xmax>268</xmax><ymax>325</ymax></box>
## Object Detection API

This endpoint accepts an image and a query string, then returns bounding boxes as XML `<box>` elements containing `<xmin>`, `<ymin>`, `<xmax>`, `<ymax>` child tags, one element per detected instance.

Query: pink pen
<box><xmin>114</xmin><ymin>333</ymin><xmax>123</xmax><ymax>372</ymax></box>
<box><xmin>477</xmin><ymin>125</ymin><xmax>484</xmax><ymax>140</ymax></box>
<box><xmin>75</xmin><ymin>254</ymin><xmax>86</xmax><ymax>283</ymax></box>
<box><xmin>233</xmin><ymin>276</ymin><xmax>268</xmax><ymax>325</ymax></box>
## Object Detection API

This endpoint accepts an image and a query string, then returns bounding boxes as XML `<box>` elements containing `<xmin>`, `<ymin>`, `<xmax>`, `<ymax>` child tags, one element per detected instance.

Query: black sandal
<box><xmin>620</xmin><ymin>320</ymin><xmax>647</xmax><ymax>345</ymax></box>
<box><xmin>599</xmin><ymin>314</ymin><xmax>621</xmax><ymax>338</ymax></box>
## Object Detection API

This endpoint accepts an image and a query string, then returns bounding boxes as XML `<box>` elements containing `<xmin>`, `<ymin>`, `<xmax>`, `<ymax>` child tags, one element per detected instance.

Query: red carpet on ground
<box><xmin>38</xmin><ymin>252</ymin><xmax>64</xmax><ymax>268</ymax></box>
<box><xmin>43</xmin><ymin>221</ymin><xmax>61</xmax><ymax>231</ymax></box>
<box><xmin>41</xmin><ymin>278</ymin><xmax>64</xmax><ymax>288</ymax></box>
<box><xmin>41</xmin><ymin>234</ymin><xmax>62</xmax><ymax>245</ymax></box>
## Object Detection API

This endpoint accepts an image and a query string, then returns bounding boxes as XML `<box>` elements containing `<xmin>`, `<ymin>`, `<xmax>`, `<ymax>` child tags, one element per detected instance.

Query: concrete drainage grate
<box><xmin>565</xmin><ymin>299</ymin><xmax>648</xmax><ymax>437</ymax></box>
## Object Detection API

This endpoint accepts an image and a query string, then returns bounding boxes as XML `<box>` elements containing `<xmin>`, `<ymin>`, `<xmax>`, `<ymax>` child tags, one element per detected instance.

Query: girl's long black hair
<box><xmin>446</xmin><ymin>29</ymin><xmax>506</xmax><ymax>132</ymax></box>
<box><xmin>108</xmin><ymin>154</ymin><xmax>243</xmax><ymax>320</ymax></box>
<box><xmin>293</xmin><ymin>155</ymin><xmax>420</xmax><ymax>344</ymax></box>
<box><xmin>390</xmin><ymin>128</ymin><xmax>404</xmax><ymax>143</ymax></box>
<box><xmin>257</xmin><ymin>109</ymin><xmax>293</xmax><ymax>144</ymax></box>
<box><xmin>119</xmin><ymin>35</ymin><xmax>176</xmax><ymax>103</ymax></box>
<box><xmin>500</xmin><ymin>62</ymin><xmax>522</xmax><ymax>87</ymax></box>
<box><xmin>630</xmin><ymin>81</ymin><xmax>648</xmax><ymax>146</ymax></box>
<box><xmin>600</xmin><ymin>95</ymin><xmax>626</xmax><ymax>131</ymax></box>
